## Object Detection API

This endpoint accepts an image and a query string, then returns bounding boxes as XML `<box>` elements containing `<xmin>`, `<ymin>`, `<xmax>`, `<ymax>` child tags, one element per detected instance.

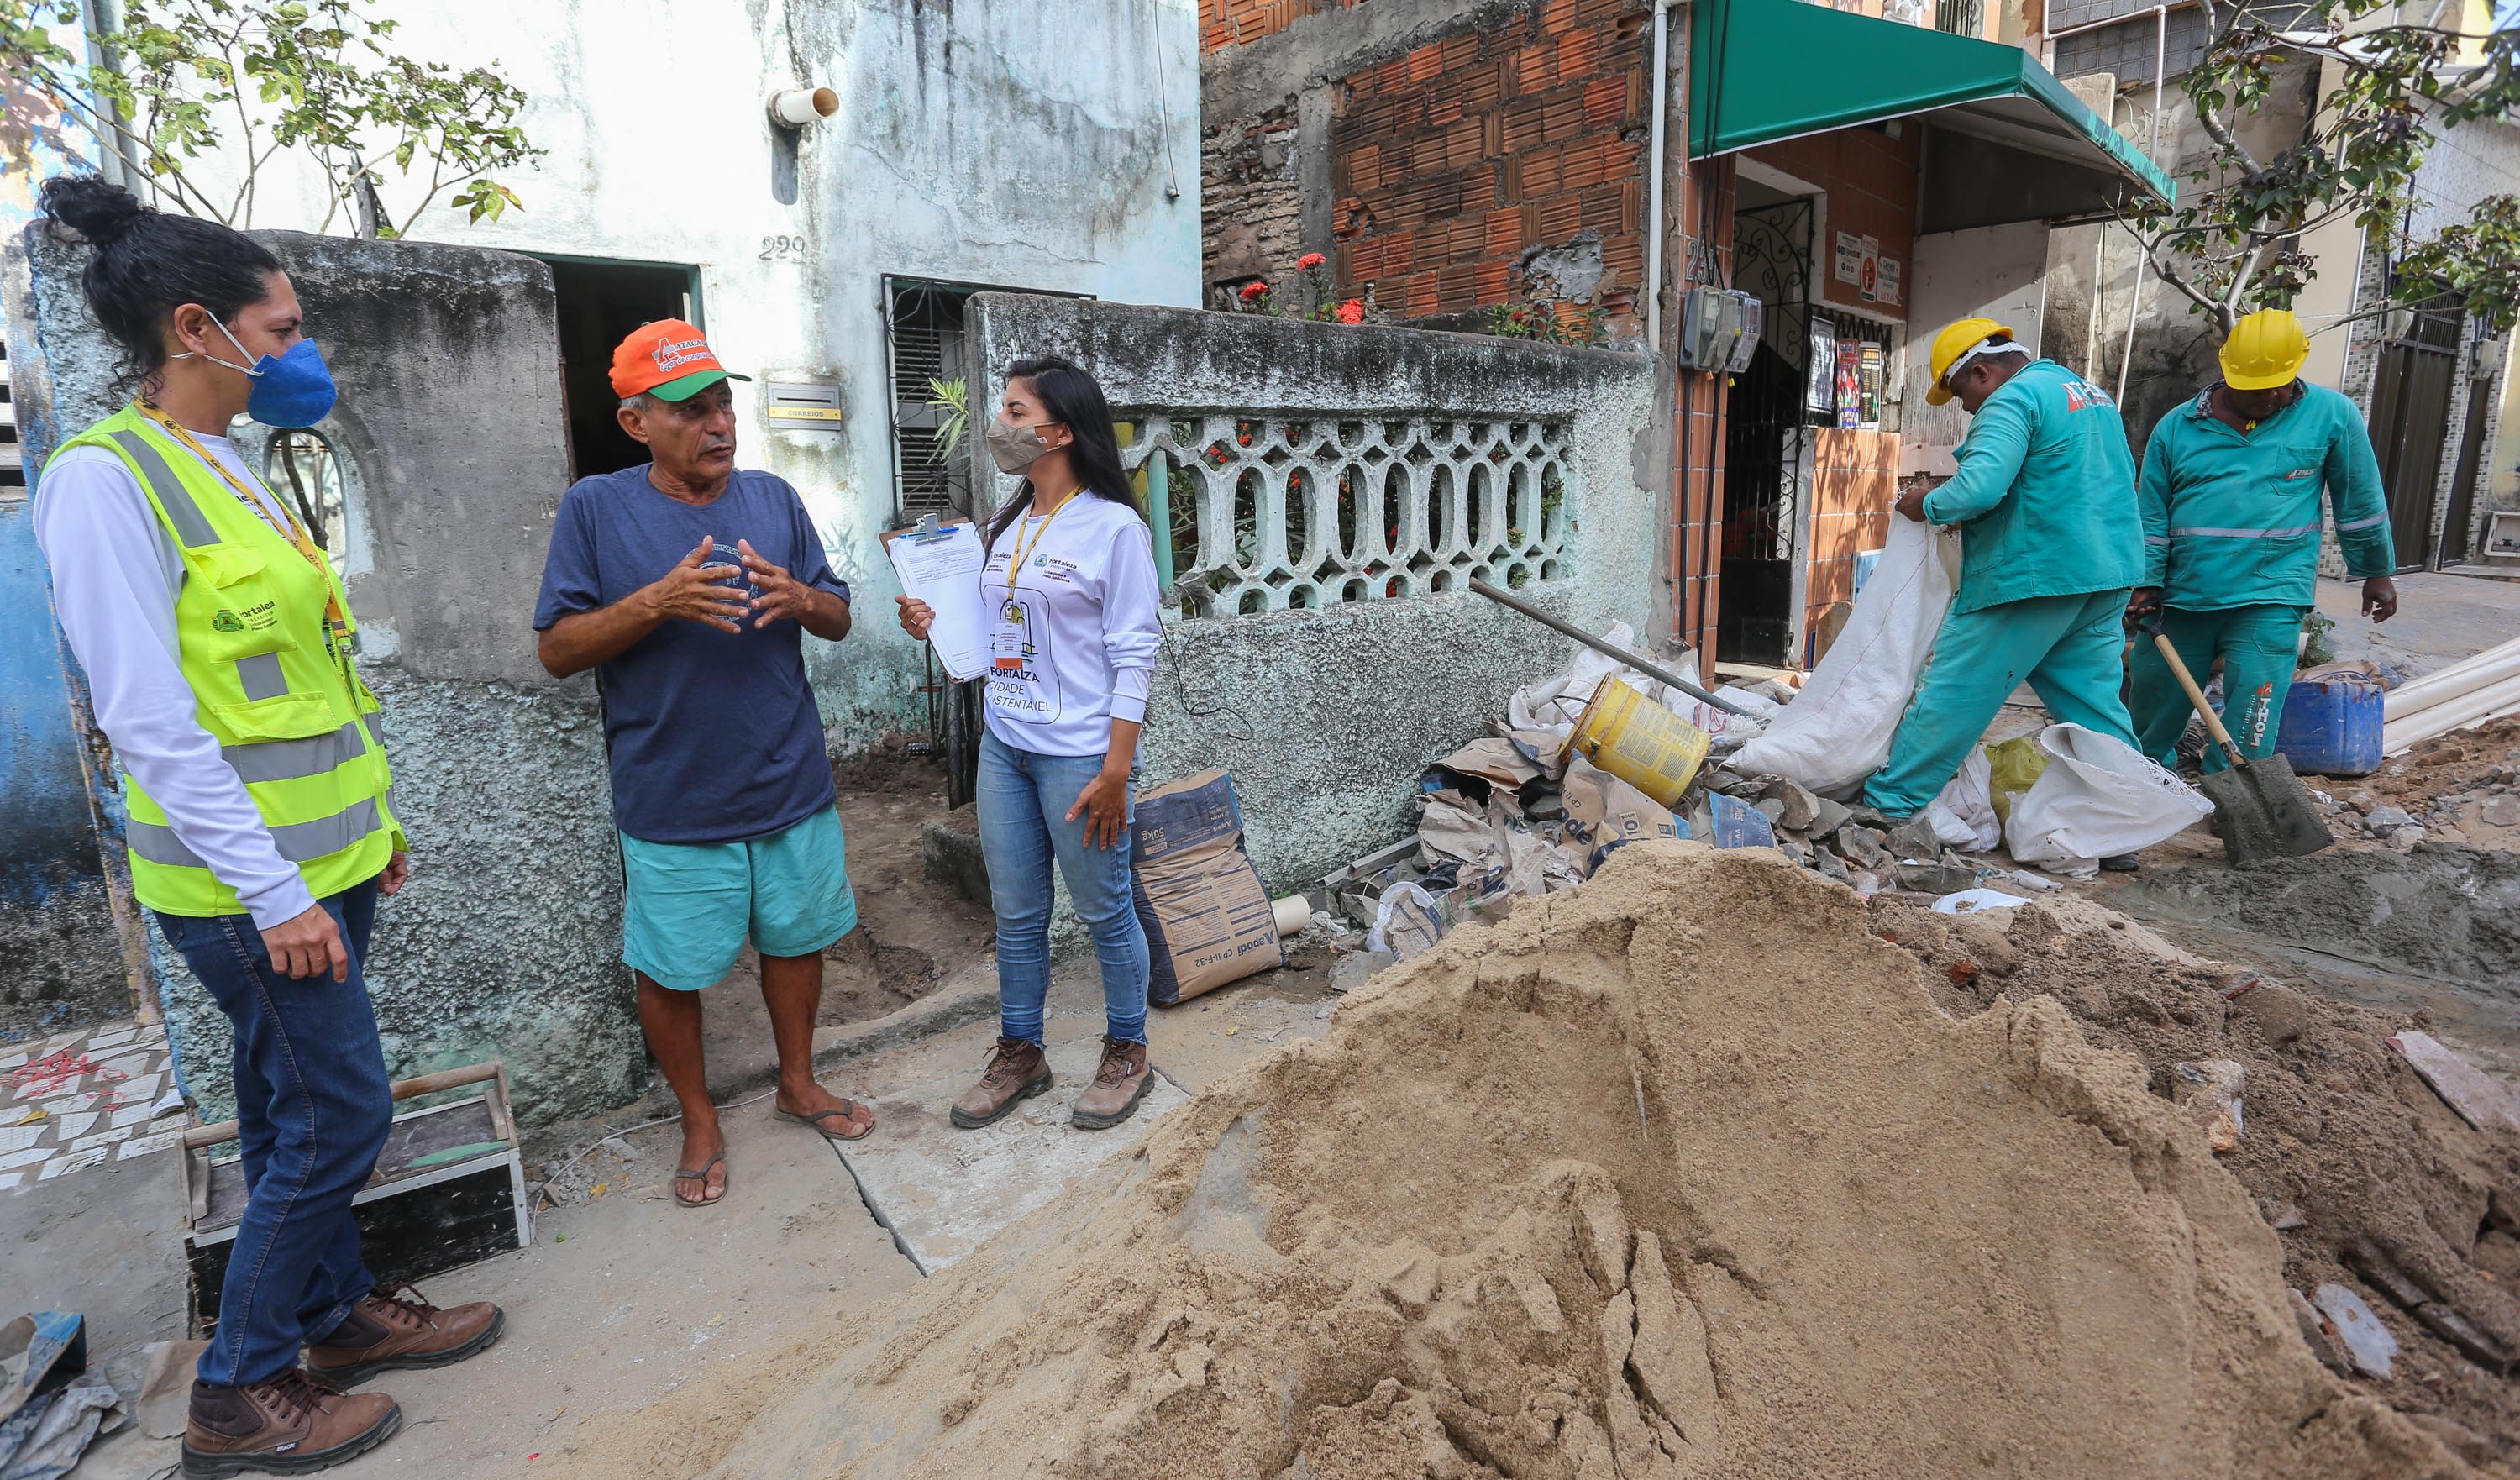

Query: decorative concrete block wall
<box><xmin>968</xmin><ymin>293</ymin><xmax>1659</xmax><ymax>889</ymax></box>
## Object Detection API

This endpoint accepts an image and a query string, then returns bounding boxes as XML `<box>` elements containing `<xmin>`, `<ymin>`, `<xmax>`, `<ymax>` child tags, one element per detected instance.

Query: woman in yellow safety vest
<box><xmin>33</xmin><ymin>176</ymin><xmax>500</xmax><ymax>1479</ymax></box>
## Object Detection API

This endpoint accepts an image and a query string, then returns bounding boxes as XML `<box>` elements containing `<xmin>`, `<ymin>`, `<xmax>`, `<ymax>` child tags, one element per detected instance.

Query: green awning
<box><xmin>1689</xmin><ymin>0</ymin><xmax>2175</xmax><ymax>230</ymax></box>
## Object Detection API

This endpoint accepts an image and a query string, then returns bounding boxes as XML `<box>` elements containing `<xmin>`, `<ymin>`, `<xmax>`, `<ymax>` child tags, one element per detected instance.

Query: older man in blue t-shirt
<box><xmin>534</xmin><ymin>320</ymin><xmax>874</xmax><ymax>1207</ymax></box>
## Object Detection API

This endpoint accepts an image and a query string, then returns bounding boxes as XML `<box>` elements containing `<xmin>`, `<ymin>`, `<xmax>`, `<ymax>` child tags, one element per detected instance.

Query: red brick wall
<box><xmin>1746</xmin><ymin>125</ymin><xmax>1919</xmax><ymax>317</ymax></box>
<box><xmin>1804</xmin><ymin>428</ymin><xmax>1897</xmax><ymax>650</ymax></box>
<box><xmin>1203</xmin><ymin>0</ymin><xmax>1356</xmax><ymax>52</ymax></box>
<box><xmin>1328</xmin><ymin>0</ymin><xmax>1651</xmax><ymax>333</ymax></box>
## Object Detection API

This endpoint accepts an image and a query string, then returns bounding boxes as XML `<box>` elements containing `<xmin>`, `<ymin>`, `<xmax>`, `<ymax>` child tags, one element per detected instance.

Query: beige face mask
<box><xmin>985</xmin><ymin>417</ymin><xmax>1059</xmax><ymax>473</ymax></box>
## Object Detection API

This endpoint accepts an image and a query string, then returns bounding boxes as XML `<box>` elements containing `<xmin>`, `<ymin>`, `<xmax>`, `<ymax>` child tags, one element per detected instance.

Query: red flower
<box><xmin>1239</xmin><ymin>281</ymin><xmax>1270</xmax><ymax>301</ymax></box>
<box><xmin>1338</xmin><ymin>299</ymin><xmax>1365</xmax><ymax>324</ymax></box>
<box><xmin>1297</xmin><ymin>252</ymin><xmax>1326</xmax><ymax>270</ymax></box>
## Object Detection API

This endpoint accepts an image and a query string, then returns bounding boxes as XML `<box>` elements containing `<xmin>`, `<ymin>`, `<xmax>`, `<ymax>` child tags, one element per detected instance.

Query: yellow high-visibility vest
<box><xmin>52</xmin><ymin>406</ymin><xmax>401</xmax><ymax>916</ymax></box>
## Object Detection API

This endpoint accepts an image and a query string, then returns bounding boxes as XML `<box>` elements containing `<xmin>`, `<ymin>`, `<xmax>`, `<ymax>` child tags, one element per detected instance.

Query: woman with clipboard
<box><xmin>896</xmin><ymin>356</ymin><xmax>1164</xmax><ymax>1131</ymax></box>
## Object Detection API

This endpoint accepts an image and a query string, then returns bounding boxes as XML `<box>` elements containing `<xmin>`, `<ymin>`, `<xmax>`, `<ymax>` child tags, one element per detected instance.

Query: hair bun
<box><xmin>39</xmin><ymin>176</ymin><xmax>148</xmax><ymax>246</ymax></box>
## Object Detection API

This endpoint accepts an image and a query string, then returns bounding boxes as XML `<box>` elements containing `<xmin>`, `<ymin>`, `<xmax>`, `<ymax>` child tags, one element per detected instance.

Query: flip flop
<box><xmin>672</xmin><ymin>1152</ymin><xmax>727</xmax><ymax>1209</ymax></box>
<box><xmin>776</xmin><ymin>1100</ymin><xmax>876</xmax><ymax>1142</ymax></box>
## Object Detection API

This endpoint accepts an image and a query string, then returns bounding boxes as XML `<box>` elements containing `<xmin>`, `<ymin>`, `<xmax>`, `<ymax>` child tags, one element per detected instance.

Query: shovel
<box><xmin>2138</xmin><ymin>614</ymin><xmax>2333</xmax><ymax>864</ymax></box>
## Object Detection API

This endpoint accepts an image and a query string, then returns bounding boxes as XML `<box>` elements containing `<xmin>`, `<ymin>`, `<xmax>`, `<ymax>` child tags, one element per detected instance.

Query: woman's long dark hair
<box><xmin>38</xmin><ymin>175</ymin><xmax>281</xmax><ymax>400</ymax></box>
<box><xmin>985</xmin><ymin>354</ymin><xmax>1143</xmax><ymax>544</ymax></box>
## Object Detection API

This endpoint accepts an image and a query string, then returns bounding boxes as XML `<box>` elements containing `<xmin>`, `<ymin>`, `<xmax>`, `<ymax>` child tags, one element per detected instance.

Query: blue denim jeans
<box><xmin>974</xmin><ymin>730</ymin><xmax>1150</xmax><ymax>1045</ymax></box>
<box><xmin>153</xmin><ymin>881</ymin><xmax>391</xmax><ymax>1388</ymax></box>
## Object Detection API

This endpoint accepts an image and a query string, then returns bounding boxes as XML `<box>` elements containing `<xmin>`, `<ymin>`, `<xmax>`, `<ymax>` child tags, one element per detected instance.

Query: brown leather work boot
<box><xmin>182</xmin><ymin>1369</ymin><xmax>400</xmax><ymax>1477</ymax></box>
<box><xmin>304</xmin><ymin>1286</ymin><xmax>504</xmax><ymax>1387</ymax></box>
<box><xmin>1072</xmin><ymin>1036</ymin><xmax>1155</xmax><ymax>1131</ymax></box>
<box><xmin>950</xmin><ymin>1036</ymin><xmax>1053</xmax><ymax>1128</ymax></box>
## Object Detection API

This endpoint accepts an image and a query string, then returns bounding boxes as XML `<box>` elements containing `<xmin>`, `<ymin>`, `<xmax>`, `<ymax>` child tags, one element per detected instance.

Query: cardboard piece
<box><xmin>1431</xmin><ymin>738</ymin><xmax>1542</xmax><ymax>789</ymax></box>
<box><xmin>1131</xmin><ymin>770</ymin><xmax>1285</xmax><ymax>1006</ymax></box>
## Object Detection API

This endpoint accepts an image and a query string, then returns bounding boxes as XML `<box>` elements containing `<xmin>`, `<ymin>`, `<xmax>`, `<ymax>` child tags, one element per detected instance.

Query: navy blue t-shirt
<box><xmin>533</xmin><ymin>465</ymin><xmax>849</xmax><ymax>845</ymax></box>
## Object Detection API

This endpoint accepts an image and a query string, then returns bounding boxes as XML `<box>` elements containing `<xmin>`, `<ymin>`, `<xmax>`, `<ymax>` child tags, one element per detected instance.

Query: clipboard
<box><xmin>882</xmin><ymin>513</ymin><xmax>993</xmax><ymax>681</ymax></box>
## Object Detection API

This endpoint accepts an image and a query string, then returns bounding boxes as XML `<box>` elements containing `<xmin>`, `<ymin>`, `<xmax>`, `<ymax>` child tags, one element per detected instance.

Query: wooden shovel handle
<box><xmin>2150</xmin><ymin>631</ymin><xmax>2246</xmax><ymax>767</ymax></box>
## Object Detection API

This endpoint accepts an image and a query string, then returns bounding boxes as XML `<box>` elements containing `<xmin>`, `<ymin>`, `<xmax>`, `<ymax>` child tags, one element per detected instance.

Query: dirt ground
<box><xmin>549</xmin><ymin>846</ymin><xmax>2510</xmax><ymax>1480</ymax></box>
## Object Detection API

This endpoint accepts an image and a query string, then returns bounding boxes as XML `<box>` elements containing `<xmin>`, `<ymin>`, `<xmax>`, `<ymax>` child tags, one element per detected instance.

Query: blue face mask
<box><xmin>183</xmin><ymin>315</ymin><xmax>339</xmax><ymax>428</ymax></box>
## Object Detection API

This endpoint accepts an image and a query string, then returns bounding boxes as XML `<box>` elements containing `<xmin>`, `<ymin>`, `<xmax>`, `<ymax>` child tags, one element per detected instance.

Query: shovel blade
<box><xmin>2200</xmin><ymin>753</ymin><xmax>2334</xmax><ymax>864</ymax></box>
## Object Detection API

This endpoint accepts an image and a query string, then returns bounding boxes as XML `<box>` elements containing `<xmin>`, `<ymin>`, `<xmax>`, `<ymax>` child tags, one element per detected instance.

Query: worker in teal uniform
<box><xmin>1862</xmin><ymin>318</ymin><xmax>2146</xmax><ymax>819</ymax></box>
<box><xmin>2128</xmin><ymin>308</ymin><xmax>2398</xmax><ymax>769</ymax></box>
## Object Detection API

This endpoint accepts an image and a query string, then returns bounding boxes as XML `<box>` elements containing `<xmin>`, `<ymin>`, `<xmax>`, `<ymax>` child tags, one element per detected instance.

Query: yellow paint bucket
<box><xmin>1562</xmin><ymin>676</ymin><xmax>1710</xmax><ymax>810</ymax></box>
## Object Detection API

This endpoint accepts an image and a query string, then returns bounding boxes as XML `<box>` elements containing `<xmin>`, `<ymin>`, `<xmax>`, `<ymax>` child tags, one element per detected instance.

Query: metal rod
<box><xmin>1469</xmin><ymin>578</ymin><xmax>1748</xmax><ymax>715</ymax></box>
<box><xmin>1646</xmin><ymin>0</ymin><xmax>1673</xmax><ymax>354</ymax></box>
<box><xmin>184</xmin><ymin>1060</ymin><xmax>505</xmax><ymax>1150</ymax></box>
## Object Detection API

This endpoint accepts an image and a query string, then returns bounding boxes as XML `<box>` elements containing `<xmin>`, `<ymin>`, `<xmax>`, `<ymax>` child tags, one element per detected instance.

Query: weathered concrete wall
<box><xmin>969</xmin><ymin>293</ymin><xmax>1659</xmax><ymax>887</ymax></box>
<box><xmin>9</xmin><ymin>223</ymin><xmax>642</xmax><ymax>1126</ymax></box>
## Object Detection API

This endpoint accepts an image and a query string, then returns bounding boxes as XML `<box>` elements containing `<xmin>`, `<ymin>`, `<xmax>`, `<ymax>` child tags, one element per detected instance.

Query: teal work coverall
<box><xmin>2129</xmin><ymin>382</ymin><xmax>2395</xmax><ymax>770</ymax></box>
<box><xmin>1863</xmin><ymin>360</ymin><xmax>2146</xmax><ymax>816</ymax></box>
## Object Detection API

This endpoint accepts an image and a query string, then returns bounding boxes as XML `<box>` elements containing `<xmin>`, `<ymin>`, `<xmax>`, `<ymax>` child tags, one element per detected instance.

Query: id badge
<box><xmin>992</xmin><ymin>619</ymin><xmax>1028</xmax><ymax>672</ymax></box>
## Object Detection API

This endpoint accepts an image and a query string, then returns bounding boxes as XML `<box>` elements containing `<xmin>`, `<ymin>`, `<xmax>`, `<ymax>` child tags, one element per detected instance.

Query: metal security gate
<box><xmin>2439</xmin><ymin>375</ymin><xmax>2492</xmax><ymax>568</ymax></box>
<box><xmin>2368</xmin><ymin>339</ymin><xmax>2454</xmax><ymax>572</ymax></box>
<box><xmin>1720</xmin><ymin>198</ymin><xmax>1812</xmax><ymax>665</ymax></box>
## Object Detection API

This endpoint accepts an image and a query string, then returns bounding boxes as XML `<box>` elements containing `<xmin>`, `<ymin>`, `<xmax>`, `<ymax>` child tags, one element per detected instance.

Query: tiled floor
<box><xmin>0</xmin><ymin>1020</ymin><xmax>186</xmax><ymax>1191</ymax></box>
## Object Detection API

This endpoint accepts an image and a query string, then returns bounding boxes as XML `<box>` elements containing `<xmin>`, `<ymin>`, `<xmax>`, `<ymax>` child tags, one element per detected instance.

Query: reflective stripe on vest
<box><xmin>223</xmin><ymin>717</ymin><xmax>370</xmax><ymax>785</ymax></box>
<box><xmin>2166</xmin><ymin>522</ymin><xmax>2324</xmax><ymax>540</ymax></box>
<box><xmin>105</xmin><ymin>429</ymin><xmax>220</xmax><ymax>545</ymax></box>
<box><xmin>127</xmin><ymin>796</ymin><xmax>381</xmax><ymax>869</ymax></box>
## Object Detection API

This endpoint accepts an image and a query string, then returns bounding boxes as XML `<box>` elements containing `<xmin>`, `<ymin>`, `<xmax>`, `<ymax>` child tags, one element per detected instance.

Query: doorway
<box><xmin>2366</xmin><ymin>296</ymin><xmax>2462</xmax><ymax>572</ymax></box>
<box><xmin>1721</xmin><ymin>194</ymin><xmax>1814</xmax><ymax>666</ymax></box>
<box><xmin>541</xmin><ymin>258</ymin><xmax>700</xmax><ymax>481</ymax></box>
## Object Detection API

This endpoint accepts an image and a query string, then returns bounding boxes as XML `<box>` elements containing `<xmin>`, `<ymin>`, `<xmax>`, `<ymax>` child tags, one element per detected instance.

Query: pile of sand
<box><xmin>686</xmin><ymin>845</ymin><xmax>2483</xmax><ymax>1479</ymax></box>
<box><xmin>1879</xmin><ymin>889</ymin><xmax>2520</xmax><ymax>1463</ymax></box>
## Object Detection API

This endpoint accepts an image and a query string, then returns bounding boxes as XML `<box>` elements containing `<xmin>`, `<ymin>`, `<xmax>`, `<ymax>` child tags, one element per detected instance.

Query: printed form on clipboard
<box><xmin>885</xmin><ymin>517</ymin><xmax>992</xmax><ymax>680</ymax></box>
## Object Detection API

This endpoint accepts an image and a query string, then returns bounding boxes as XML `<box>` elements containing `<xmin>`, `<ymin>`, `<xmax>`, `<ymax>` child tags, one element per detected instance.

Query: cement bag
<box><xmin>1923</xmin><ymin>745</ymin><xmax>2002</xmax><ymax>851</ymax></box>
<box><xmin>1131</xmin><ymin>769</ymin><xmax>1285</xmax><ymax>1006</ymax></box>
<box><xmin>1731</xmin><ymin>517</ymin><xmax>1962</xmax><ymax>797</ymax></box>
<box><xmin>2003</xmin><ymin>723</ymin><xmax>2212</xmax><ymax>875</ymax></box>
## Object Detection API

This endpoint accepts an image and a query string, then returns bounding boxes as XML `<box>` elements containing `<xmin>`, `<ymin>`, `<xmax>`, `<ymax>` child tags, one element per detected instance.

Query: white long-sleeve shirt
<box><xmin>34</xmin><ymin>435</ymin><xmax>320</xmax><ymax>928</ymax></box>
<box><xmin>979</xmin><ymin>494</ymin><xmax>1161</xmax><ymax>758</ymax></box>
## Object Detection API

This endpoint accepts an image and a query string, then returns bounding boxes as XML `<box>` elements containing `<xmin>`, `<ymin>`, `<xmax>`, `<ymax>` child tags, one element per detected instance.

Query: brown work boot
<box><xmin>304</xmin><ymin>1285</ymin><xmax>504</xmax><ymax>1387</ymax></box>
<box><xmin>181</xmin><ymin>1369</ymin><xmax>400</xmax><ymax>1477</ymax></box>
<box><xmin>1072</xmin><ymin>1036</ymin><xmax>1155</xmax><ymax>1131</ymax></box>
<box><xmin>950</xmin><ymin>1036</ymin><xmax>1053</xmax><ymax>1128</ymax></box>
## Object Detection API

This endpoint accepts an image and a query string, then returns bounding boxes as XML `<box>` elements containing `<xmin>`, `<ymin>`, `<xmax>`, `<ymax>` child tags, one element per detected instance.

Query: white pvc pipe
<box><xmin>2382</xmin><ymin>634</ymin><xmax>2520</xmax><ymax>716</ymax></box>
<box><xmin>1646</xmin><ymin>0</ymin><xmax>1673</xmax><ymax>355</ymax></box>
<box><xmin>769</xmin><ymin>87</ymin><xmax>838</xmax><ymax>127</ymax></box>
<box><xmin>2382</xmin><ymin>672</ymin><xmax>2520</xmax><ymax>753</ymax></box>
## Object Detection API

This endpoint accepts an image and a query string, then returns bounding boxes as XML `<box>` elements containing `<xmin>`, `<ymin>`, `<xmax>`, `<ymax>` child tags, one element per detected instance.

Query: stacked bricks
<box><xmin>1329</xmin><ymin>0</ymin><xmax>1651</xmax><ymax>336</ymax></box>
<box><xmin>1202</xmin><ymin>0</ymin><xmax>1357</xmax><ymax>52</ymax></box>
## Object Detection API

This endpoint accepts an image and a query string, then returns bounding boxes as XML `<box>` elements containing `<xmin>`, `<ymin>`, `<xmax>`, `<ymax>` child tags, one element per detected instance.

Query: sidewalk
<box><xmin>2313</xmin><ymin>569</ymin><xmax>2520</xmax><ymax>680</ymax></box>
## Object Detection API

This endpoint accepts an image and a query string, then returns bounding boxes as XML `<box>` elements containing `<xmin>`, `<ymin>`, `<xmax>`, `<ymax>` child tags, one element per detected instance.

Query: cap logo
<box><xmin>651</xmin><ymin>334</ymin><xmax>711</xmax><ymax>373</ymax></box>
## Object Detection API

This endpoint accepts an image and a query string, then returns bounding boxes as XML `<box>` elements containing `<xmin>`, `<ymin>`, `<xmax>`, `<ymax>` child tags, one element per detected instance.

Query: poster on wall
<box><xmin>1833</xmin><ymin>232</ymin><xmax>1862</xmax><ymax>285</ymax></box>
<box><xmin>1835</xmin><ymin>342</ymin><xmax>1864</xmax><ymax>428</ymax></box>
<box><xmin>1877</xmin><ymin>257</ymin><xmax>1903</xmax><ymax>307</ymax></box>
<box><xmin>1807</xmin><ymin>318</ymin><xmax>1839</xmax><ymax>416</ymax></box>
<box><xmin>1858</xmin><ymin>236</ymin><xmax>1881</xmax><ymax>302</ymax></box>
<box><xmin>1857</xmin><ymin>343</ymin><xmax>1887</xmax><ymax>428</ymax></box>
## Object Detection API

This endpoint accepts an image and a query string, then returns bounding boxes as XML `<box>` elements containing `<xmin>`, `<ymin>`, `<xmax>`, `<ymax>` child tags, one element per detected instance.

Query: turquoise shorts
<box><xmin>619</xmin><ymin>806</ymin><xmax>857</xmax><ymax>992</ymax></box>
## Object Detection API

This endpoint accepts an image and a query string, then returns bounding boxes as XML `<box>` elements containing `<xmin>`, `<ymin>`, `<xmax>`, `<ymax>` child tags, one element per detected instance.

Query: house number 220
<box><xmin>759</xmin><ymin>235</ymin><xmax>808</xmax><ymax>263</ymax></box>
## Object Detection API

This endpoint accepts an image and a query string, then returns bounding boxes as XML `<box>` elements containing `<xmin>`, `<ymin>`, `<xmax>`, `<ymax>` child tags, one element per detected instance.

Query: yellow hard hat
<box><xmin>1925</xmin><ymin>317</ymin><xmax>2016</xmax><ymax>406</ymax></box>
<box><xmin>2219</xmin><ymin>309</ymin><xmax>2309</xmax><ymax>391</ymax></box>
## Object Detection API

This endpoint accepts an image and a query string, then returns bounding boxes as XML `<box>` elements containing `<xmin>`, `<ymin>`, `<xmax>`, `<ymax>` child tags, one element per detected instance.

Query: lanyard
<box><xmin>138</xmin><ymin>404</ymin><xmax>351</xmax><ymax>648</ymax></box>
<box><xmin>998</xmin><ymin>491</ymin><xmax>1077</xmax><ymax>622</ymax></box>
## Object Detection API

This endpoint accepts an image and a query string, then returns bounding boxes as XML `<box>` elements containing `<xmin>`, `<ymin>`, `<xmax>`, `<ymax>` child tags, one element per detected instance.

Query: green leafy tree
<box><xmin>0</xmin><ymin>0</ymin><xmax>542</xmax><ymax>238</ymax></box>
<box><xmin>2125</xmin><ymin>0</ymin><xmax>2520</xmax><ymax>334</ymax></box>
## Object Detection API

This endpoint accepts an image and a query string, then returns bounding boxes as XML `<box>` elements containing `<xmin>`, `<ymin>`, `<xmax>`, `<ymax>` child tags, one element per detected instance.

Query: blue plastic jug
<box><xmin>2271</xmin><ymin>674</ymin><xmax>2386</xmax><ymax>776</ymax></box>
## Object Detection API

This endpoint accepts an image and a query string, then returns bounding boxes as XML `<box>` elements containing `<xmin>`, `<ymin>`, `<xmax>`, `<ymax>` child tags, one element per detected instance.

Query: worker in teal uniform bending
<box><xmin>2128</xmin><ymin>308</ymin><xmax>2398</xmax><ymax>769</ymax></box>
<box><xmin>1862</xmin><ymin>318</ymin><xmax>2146</xmax><ymax>819</ymax></box>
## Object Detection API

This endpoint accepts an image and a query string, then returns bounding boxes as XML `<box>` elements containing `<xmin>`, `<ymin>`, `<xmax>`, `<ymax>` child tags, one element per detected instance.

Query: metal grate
<box><xmin>0</xmin><ymin>332</ymin><xmax>24</xmax><ymax>496</ymax></box>
<box><xmin>884</xmin><ymin>279</ymin><xmax>973</xmax><ymax>519</ymax></box>
<box><xmin>1934</xmin><ymin>0</ymin><xmax>1982</xmax><ymax>34</ymax></box>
